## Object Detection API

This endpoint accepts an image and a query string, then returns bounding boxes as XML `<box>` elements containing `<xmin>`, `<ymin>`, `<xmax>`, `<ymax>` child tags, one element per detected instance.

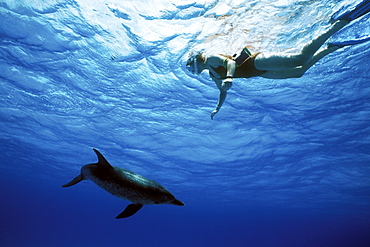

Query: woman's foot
<box><xmin>331</xmin><ymin>0</ymin><xmax>370</xmax><ymax>22</ymax></box>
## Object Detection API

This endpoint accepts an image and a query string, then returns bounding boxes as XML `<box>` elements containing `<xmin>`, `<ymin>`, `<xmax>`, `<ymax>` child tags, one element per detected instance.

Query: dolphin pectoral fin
<box><xmin>116</xmin><ymin>204</ymin><xmax>143</xmax><ymax>219</ymax></box>
<box><xmin>62</xmin><ymin>174</ymin><xmax>83</xmax><ymax>187</ymax></box>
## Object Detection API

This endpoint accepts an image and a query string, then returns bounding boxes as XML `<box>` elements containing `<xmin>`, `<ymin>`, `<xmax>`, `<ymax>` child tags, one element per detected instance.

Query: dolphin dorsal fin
<box><xmin>93</xmin><ymin>148</ymin><xmax>113</xmax><ymax>168</ymax></box>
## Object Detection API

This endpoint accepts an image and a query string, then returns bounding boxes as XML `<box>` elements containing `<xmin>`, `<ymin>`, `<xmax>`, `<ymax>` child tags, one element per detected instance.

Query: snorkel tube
<box><xmin>186</xmin><ymin>54</ymin><xmax>200</xmax><ymax>74</ymax></box>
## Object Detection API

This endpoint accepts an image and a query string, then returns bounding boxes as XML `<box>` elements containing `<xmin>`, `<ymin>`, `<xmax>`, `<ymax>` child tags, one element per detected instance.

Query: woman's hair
<box><xmin>196</xmin><ymin>52</ymin><xmax>207</xmax><ymax>63</ymax></box>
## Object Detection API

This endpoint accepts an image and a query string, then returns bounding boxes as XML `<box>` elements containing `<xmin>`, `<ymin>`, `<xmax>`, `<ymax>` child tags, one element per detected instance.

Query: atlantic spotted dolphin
<box><xmin>62</xmin><ymin>148</ymin><xmax>184</xmax><ymax>218</ymax></box>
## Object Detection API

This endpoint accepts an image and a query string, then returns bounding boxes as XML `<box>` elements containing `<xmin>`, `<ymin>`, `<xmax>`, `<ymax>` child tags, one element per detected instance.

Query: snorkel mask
<box><xmin>186</xmin><ymin>54</ymin><xmax>199</xmax><ymax>74</ymax></box>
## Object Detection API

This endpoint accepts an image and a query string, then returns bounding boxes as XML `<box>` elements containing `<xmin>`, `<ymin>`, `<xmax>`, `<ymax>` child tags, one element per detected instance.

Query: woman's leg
<box><xmin>254</xmin><ymin>20</ymin><xmax>349</xmax><ymax>71</ymax></box>
<box><xmin>259</xmin><ymin>45</ymin><xmax>340</xmax><ymax>79</ymax></box>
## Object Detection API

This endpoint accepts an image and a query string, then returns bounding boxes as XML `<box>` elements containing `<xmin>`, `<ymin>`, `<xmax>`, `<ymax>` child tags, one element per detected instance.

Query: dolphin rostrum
<box><xmin>62</xmin><ymin>148</ymin><xmax>184</xmax><ymax>218</ymax></box>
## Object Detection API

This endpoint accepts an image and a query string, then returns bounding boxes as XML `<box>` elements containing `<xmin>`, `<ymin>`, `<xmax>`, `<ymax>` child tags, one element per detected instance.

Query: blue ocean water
<box><xmin>1</xmin><ymin>0</ymin><xmax>369</xmax><ymax>246</ymax></box>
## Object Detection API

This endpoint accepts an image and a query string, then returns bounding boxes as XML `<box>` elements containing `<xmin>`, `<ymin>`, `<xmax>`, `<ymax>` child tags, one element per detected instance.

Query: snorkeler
<box><xmin>186</xmin><ymin>0</ymin><xmax>370</xmax><ymax>120</ymax></box>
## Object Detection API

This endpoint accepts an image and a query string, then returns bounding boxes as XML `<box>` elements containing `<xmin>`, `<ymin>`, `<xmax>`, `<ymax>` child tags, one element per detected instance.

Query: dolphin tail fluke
<box><xmin>116</xmin><ymin>204</ymin><xmax>143</xmax><ymax>219</ymax></box>
<box><xmin>62</xmin><ymin>174</ymin><xmax>83</xmax><ymax>187</ymax></box>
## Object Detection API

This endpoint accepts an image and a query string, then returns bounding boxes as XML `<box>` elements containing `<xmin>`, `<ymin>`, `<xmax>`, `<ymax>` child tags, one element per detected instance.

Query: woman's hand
<box><xmin>211</xmin><ymin>109</ymin><xmax>218</xmax><ymax>120</ymax></box>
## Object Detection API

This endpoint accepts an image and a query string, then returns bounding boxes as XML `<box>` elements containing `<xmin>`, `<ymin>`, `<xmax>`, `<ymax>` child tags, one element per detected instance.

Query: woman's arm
<box><xmin>224</xmin><ymin>58</ymin><xmax>237</xmax><ymax>78</ymax></box>
<box><xmin>207</xmin><ymin>54</ymin><xmax>236</xmax><ymax>91</ymax></box>
<box><xmin>210</xmin><ymin>77</ymin><xmax>228</xmax><ymax>120</ymax></box>
<box><xmin>211</xmin><ymin>90</ymin><xmax>227</xmax><ymax>120</ymax></box>
<box><xmin>208</xmin><ymin>55</ymin><xmax>236</xmax><ymax>120</ymax></box>
<box><xmin>207</xmin><ymin>55</ymin><xmax>237</xmax><ymax>78</ymax></box>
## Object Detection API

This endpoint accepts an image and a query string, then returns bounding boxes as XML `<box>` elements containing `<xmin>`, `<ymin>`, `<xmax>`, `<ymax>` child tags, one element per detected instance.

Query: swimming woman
<box><xmin>186</xmin><ymin>0</ymin><xmax>370</xmax><ymax>119</ymax></box>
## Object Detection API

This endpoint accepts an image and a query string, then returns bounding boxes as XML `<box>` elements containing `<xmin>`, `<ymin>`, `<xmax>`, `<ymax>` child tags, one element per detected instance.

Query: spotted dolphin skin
<box><xmin>62</xmin><ymin>148</ymin><xmax>184</xmax><ymax>219</ymax></box>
